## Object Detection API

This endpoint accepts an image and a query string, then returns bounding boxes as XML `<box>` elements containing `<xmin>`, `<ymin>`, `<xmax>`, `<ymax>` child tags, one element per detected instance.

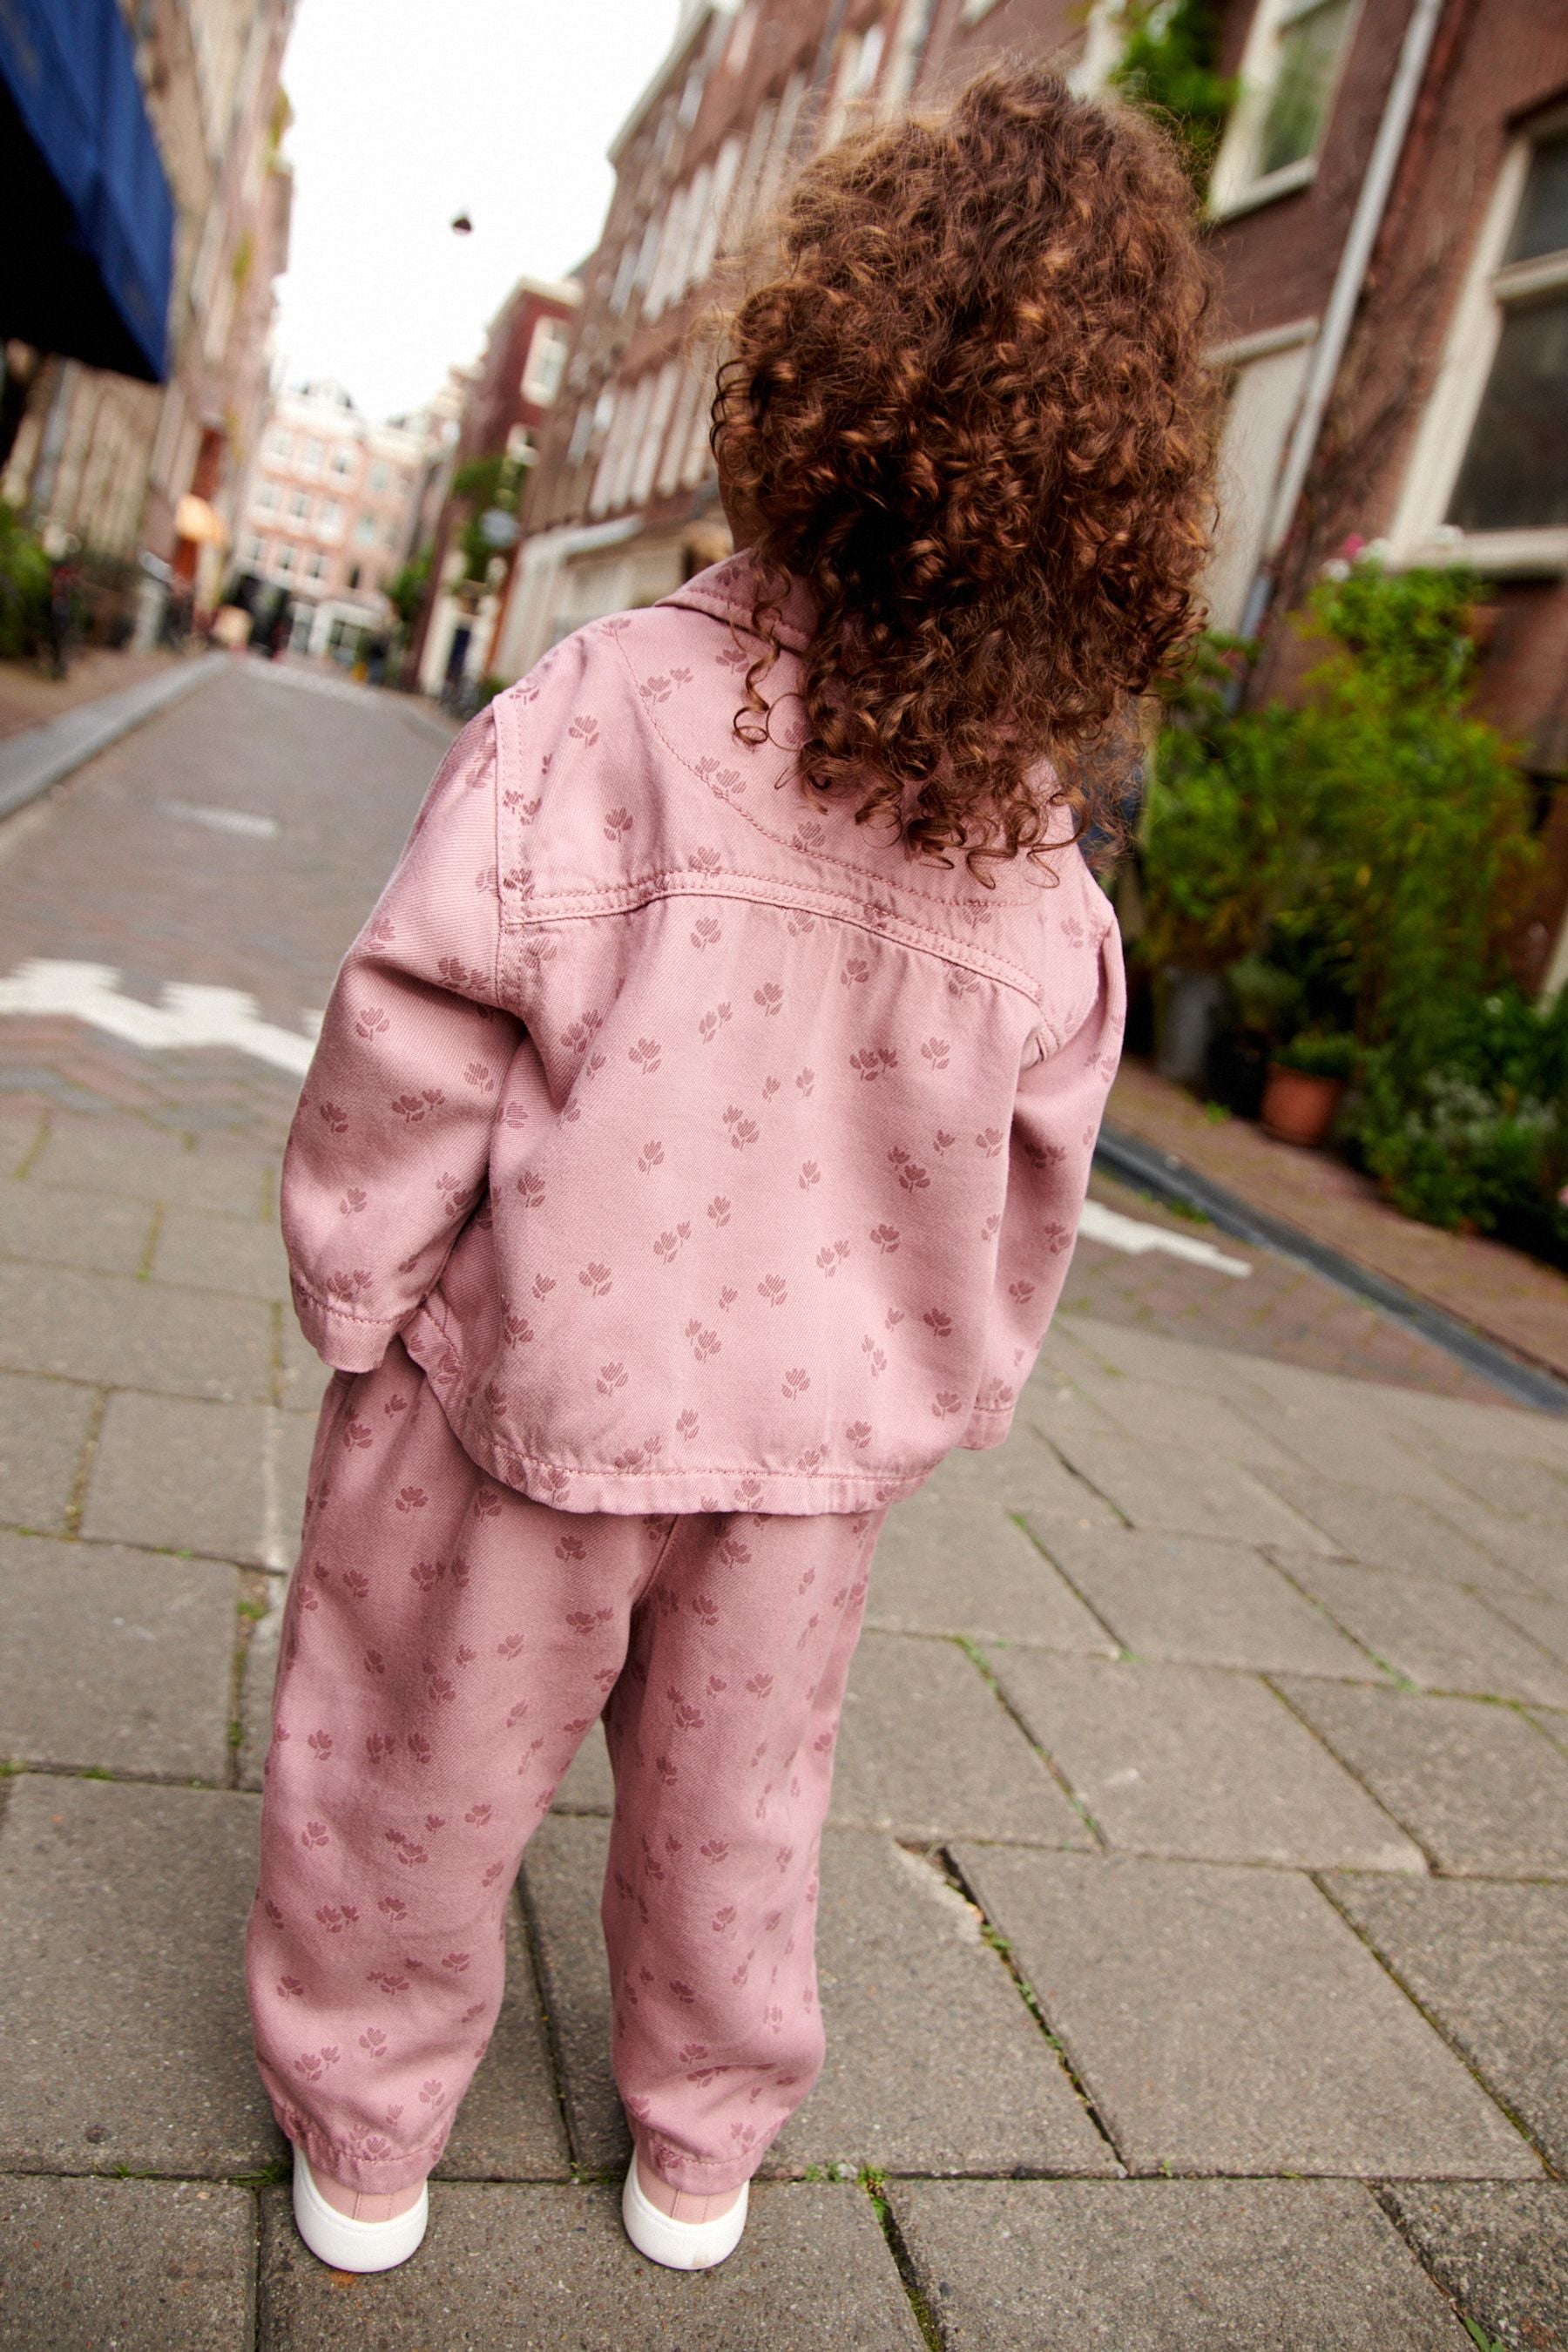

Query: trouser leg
<box><xmin>600</xmin><ymin>1506</ymin><xmax>884</xmax><ymax>2193</ymax></box>
<box><xmin>245</xmin><ymin>1340</ymin><xmax>669</xmax><ymax>2193</ymax></box>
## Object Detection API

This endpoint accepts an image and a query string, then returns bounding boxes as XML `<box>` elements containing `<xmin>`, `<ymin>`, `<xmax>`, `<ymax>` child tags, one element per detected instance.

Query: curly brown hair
<box><xmin>711</xmin><ymin>59</ymin><xmax>1220</xmax><ymax>881</ymax></box>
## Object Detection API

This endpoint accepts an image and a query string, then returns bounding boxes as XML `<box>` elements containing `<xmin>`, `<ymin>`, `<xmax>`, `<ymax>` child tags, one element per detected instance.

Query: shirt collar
<box><xmin>657</xmin><ymin>549</ymin><xmax>819</xmax><ymax>652</ymax></box>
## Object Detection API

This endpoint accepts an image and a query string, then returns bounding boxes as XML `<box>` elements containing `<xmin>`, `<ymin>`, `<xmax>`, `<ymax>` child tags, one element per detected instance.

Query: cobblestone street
<box><xmin>0</xmin><ymin>667</ymin><xmax>1565</xmax><ymax>2349</ymax></box>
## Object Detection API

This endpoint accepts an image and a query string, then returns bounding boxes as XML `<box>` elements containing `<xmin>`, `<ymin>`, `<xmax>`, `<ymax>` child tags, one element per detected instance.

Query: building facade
<box><xmin>502</xmin><ymin>0</ymin><xmax>1568</xmax><ymax>985</ymax></box>
<box><xmin>408</xmin><ymin>274</ymin><xmax>582</xmax><ymax>699</ymax></box>
<box><xmin>233</xmin><ymin>380</ymin><xmax>434</xmax><ymax>659</ymax></box>
<box><xmin>496</xmin><ymin>0</ymin><xmax>941</xmax><ymax>682</ymax></box>
<box><xmin>2</xmin><ymin>0</ymin><xmax>294</xmax><ymax>628</ymax></box>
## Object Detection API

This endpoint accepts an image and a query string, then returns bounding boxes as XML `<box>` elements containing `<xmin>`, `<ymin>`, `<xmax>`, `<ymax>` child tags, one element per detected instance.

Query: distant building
<box><xmin>409</xmin><ymin>274</ymin><xmax>581</xmax><ymax>700</ymax></box>
<box><xmin>2</xmin><ymin>0</ymin><xmax>294</xmax><ymax>631</ymax></box>
<box><xmin>233</xmin><ymin>379</ymin><xmax>433</xmax><ymax>659</ymax></box>
<box><xmin>389</xmin><ymin>369</ymin><xmax>470</xmax><ymax>591</ymax></box>
<box><xmin>493</xmin><ymin>0</ymin><xmax>932</xmax><ymax>680</ymax></box>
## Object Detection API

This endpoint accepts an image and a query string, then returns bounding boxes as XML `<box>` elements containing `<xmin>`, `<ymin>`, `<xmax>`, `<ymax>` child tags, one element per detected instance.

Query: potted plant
<box><xmin>1206</xmin><ymin>954</ymin><xmax>1305</xmax><ymax>1118</ymax></box>
<box><xmin>1261</xmin><ymin>1031</ymin><xmax>1357</xmax><ymax>1147</ymax></box>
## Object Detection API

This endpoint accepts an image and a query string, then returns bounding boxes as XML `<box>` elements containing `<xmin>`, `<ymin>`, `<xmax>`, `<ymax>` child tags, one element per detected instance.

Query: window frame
<box><xmin>521</xmin><ymin>316</ymin><xmax>571</xmax><ymax>409</ymax></box>
<box><xmin>1208</xmin><ymin>0</ymin><xmax>1362</xmax><ymax>224</ymax></box>
<box><xmin>1388</xmin><ymin>111</ymin><xmax>1568</xmax><ymax>579</ymax></box>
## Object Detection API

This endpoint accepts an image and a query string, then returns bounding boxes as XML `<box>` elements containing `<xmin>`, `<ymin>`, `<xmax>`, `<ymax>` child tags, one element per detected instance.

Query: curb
<box><xmin>0</xmin><ymin>653</ymin><xmax>227</xmax><ymax>822</ymax></box>
<box><xmin>1094</xmin><ymin>1121</ymin><xmax>1568</xmax><ymax>1417</ymax></box>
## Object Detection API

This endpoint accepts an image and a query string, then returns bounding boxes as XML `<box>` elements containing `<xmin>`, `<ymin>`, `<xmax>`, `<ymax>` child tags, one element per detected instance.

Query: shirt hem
<box><xmin>401</xmin><ymin>1308</ymin><xmax>953</xmax><ymax>1517</ymax></box>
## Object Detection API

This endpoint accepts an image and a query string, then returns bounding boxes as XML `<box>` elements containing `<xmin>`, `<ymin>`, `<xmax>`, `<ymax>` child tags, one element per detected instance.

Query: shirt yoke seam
<box><xmin>507</xmin><ymin>871</ymin><xmax>1050</xmax><ymax>1015</ymax></box>
<box><xmin>490</xmin><ymin>634</ymin><xmax>1058</xmax><ymax>1014</ymax></box>
<box><xmin>605</xmin><ymin>627</ymin><xmax>1066</xmax><ymax>923</ymax></box>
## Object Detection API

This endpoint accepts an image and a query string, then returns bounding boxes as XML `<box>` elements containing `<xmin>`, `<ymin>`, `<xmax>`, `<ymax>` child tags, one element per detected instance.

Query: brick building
<box><xmin>409</xmin><ymin>275</ymin><xmax>582</xmax><ymax>698</ymax></box>
<box><xmin>2</xmin><ymin>0</ymin><xmax>294</xmax><ymax>629</ymax></box>
<box><xmin>503</xmin><ymin>0</ymin><xmax>1568</xmax><ymax>979</ymax></box>
<box><xmin>492</xmin><ymin>0</ymin><xmax>937</xmax><ymax>682</ymax></box>
<box><xmin>233</xmin><ymin>379</ymin><xmax>435</xmax><ymax>659</ymax></box>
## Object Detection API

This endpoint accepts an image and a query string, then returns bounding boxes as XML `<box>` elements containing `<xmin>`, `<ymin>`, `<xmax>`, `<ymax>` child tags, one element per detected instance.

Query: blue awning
<box><xmin>0</xmin><ymin>0</ymin><xmax>175</xmax><ymax>382</ymax></box>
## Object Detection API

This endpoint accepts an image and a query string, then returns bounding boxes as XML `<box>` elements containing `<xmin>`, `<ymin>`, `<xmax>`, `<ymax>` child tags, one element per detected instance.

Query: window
<box><xmin>305</xmin><ymin>551</ymin><xmax>328</xmax><ymax>583</ymax></box>
<box><xmin>522</xmin><ymin>317</ymin><xmax>571</xmax><ymax>407</ymax></box>
<box><xmin>750</xmin><ymin>69</ymin><xmax>807</xmax><ymax>232</ymax></box>
<box><xmin>609</xmin><ymin>233</ymin><xmax>640</xmax><ymax>316</ymax></box>
<box><xmin>645</xmin><ymin>183</ymin><xmax>692</xmax><ymax>318</ymax></box>
<box><xmin>1390</xmin><ymin>118</ymin><xmax>1568</xmax><ymax>571</ymax></box>
<box><xmin>240</xmin><ymin>533</ymin><xmax>263</xmax><ymax>565</ymax></box>
<box><xmin>355</xmin><ymin>513</ymin><xmax>377</xmax><ymax>544</ymax></box>
<box><xmin>331</xmin><ymin>447</ymin><xmax>355</xmax><ymax>479</ymax></box>
<box><xmin>1201</xmin><ymin>323</ymin><xmax>1317</xmax><ymax>632</ymax></box>
<box><xmin>289</xmin><ymin>490</ymin><xmax>310</xmax><ymax>521</ymax></box>
<box><xmin>658</xmin><ymin>366</ymin><xmax>708</xmax><ymax>498</ymax></box>
<box><xmin>631</xmin><ymin>362</ymin><xmax>679</xmax><ymax>508</ymax></box>
<box><xmin>253</xmin><ymin>479</ymin><xmax>277</xmax><ymax>512</ymax></box>
<box><xmin>722</xmin><ymin>98</ymin><xmax>774</xmax><ymax>258</ymax></box>
<box><xmin>566</xmin><ymin>396</ymin><xmax>596</xmax><ymax>468</ymax></box>
<box><xmin>319</xmin><ymin>500</ymin><xmax>342</xmax><ymax>540</ymax></box>
<box><xmin>301</xmin><ymin>436</ymin><xmax>324</xmax><ymax>474</ymax></box>
<box><xmin>881</xmin><ymin>0</ymin><xmax>939</xmax><ymax>116</ymax></box>
<box><xmin>1209</xmin><ymin>0</ymin><xmax>1357</xmax><ymax>219</ymax></box>
<box><xmin>368</xmin><ymin>461</ymin><xmax>389</xmax><ymax>493</ymax></box>
<box><xmin>608</xmin><ymin>372</ymin><xmax>655</xmax><ymax>512</ymax></box>
<box><xmin>681</xmin><ymin>360</ymin><xmax>718</xmax><ymax>489</ymax></box>
<box><xmin>1447</xmin><ymin>129</ymin><xmax>1568</xmax><ymax>534</ymax></box>
<box><xmin>267</xmin><ymin>429</ymin><xmax>291</xmax><ymax>461</ymax></box>
<box><xmin>821</xmin><ymin>25</ymin><xmax>884</xmax><ymax>147</ymax></box>
<box><xmin>726</xmin><ymin>3</ymin><xmax>756</xmax><ymax>78</ymax></box>
<box><xmin>275</xmin><ymin>543</ymin><xmax>294</xmax><ymax>576</ymax></box>
<box><xmin>1065</xmin><ymin>0</ymin><xmax>1126</xmax><ymax>100</ymax></box>
<box><xmin>691</xmin><ymin>135</ymin><xmax>741</xmax><ymax>286</ymax></box>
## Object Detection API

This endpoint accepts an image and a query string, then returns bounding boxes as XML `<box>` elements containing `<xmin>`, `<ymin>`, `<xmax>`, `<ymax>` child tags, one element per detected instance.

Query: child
<box><xmin>247</xmin><ymin>59</ymin><xmax>1215</xmax><ymax>2275</ymax></box>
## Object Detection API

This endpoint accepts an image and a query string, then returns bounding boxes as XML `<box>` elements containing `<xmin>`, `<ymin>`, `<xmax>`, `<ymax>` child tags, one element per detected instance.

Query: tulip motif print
<box><xmin>247</xmin><ymin>1338</ymin><xmax>887</xmax><ymax>2200</ymax></box>
<box><xmin>280</xmin><ymin>564</ymin><xmax>1124</xmax><ymax>1525</ymax></box>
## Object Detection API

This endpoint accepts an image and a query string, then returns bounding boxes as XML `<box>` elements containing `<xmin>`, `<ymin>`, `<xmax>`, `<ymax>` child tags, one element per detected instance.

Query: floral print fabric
<box><xmin>247</xmin><ymin>1341</ymin><xmax>885</xmax><ymax>2195</ymax></box>
<box><xmin>279</xmin><ymin>554</ymin><xmax>1125</xmax><ymax>1517</ymax></box>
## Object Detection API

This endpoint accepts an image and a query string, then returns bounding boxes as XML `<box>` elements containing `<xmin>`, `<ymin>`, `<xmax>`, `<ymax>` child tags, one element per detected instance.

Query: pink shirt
<box><xmin>281</xmin><ymin>554</ymin><xmax>1125</xmax><ymax>1514</ymax></box>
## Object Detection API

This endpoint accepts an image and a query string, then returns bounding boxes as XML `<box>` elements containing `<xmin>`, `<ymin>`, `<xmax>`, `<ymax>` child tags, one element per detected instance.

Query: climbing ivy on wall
<box><xmin>1108</xmin><ymin>0</ymin><xmax>1238</xmax><ymax>200</ymax></box>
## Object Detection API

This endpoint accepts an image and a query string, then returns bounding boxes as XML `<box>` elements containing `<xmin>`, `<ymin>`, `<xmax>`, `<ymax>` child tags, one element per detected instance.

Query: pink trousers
<box><xmin>246</xmin><ymin>1342</ymin><xmax>885</xmax><ymax>2195</ymax></box>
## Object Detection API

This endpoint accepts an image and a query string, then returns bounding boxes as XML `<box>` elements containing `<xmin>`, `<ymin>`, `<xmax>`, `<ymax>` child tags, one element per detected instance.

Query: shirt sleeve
<box><xmin>280</xmin><ymin>707</ymin><xmax>524</xmax><ymax>1372</ymax></box>
<box><xmin>963</xmin><ymin>908</ymin><xmax>1125</xmax><ymax>1437</ymax></box>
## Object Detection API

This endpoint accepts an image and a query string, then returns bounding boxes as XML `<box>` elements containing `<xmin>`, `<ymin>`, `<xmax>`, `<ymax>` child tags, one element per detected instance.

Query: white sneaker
<box><xmin>621</xmin><ymin>2151</ymin><xmax>749</xmax><ymax>2271</ymax></box>
<box><xmin>291</xmin><ymin>2149</ymin><xmax>429</xmax><ymax>2273</ymax></box>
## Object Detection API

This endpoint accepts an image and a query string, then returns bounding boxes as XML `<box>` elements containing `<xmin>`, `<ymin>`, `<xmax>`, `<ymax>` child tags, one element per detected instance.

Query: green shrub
<box><xmin>1274</xmin><ymin>1030</ymin><xmax>1357</xmax><ymax>1080</ymax></box>
<box><xmin>1353</xmin><ymin>988</ymin><xmax>1568</xmax><ymax>1264</ymax></box>
<box><xmin>0</xmin><ymin>501</ymin><xmax>50</xmax><ymax>658</ymax></box>
<box><xmin>1282</xmin><ymin>564</ymin><xmax>1538</xmax><ymax>1071</ymax></box>
<box><xmin>1109</xmin><ymin>0</ymin><xmax>1239</xmax><ymax>199</ymax></box>
<box><xmin>1139</xmin><ymin>637</ymin><xmax>1304</xmax><ymax>972</ymax></box>
<box><xmin>1142</xmin><ymin>562</ymin><xmax>1560</xmax><ymax>1261</ymax></box>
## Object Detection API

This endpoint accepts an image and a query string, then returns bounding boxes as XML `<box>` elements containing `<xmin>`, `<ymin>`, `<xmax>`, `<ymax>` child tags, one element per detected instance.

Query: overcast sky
<box><xmin>271</xmin><ymin>1</ymin><xmax>684</xmax><ymax>422</ymax></box>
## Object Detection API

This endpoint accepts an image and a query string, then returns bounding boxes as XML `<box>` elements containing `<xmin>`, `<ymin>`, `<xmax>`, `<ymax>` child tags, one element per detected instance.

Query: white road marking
<box><xmin>1078</xmin><ymin>1196</ymin><xmax>1252</xmax><ymax>1278</ymax></box>
<box><xmin>0</xmin><ymin>958</ymin><xmax>1250</xmax><ymax>1282</ymax></box>
<box><xmin>159</xmin><ymin>799</ymin><xmax>280</xmax><ymax>839</ymax></box>
<box><xmin>0</xmin><ymin>958</ymin><xmax>316</xmax><ymax>1076</ymax></box>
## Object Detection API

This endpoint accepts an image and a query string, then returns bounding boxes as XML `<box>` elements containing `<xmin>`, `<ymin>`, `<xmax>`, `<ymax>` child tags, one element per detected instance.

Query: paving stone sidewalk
<box><xmin>2</xmin><ymin>1104</ymin><xmax>1566</xmax><ymax>2349</ymax></box>
<box><xmin>1</xmin><ymin>672</ymin><xmax>1565</xmax><ymax>2346</ymax></box>
<box><xmin>1105</xmin><ymin>1056</ymin><xmax>1568</xmax><ymax>1388</ymax></box>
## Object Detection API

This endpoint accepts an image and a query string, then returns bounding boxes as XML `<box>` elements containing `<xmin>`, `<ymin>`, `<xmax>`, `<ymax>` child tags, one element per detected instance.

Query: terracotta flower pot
<box><xmin>1260</xmin><ymin>1064</ymin><xmax>1345</xmax><ymax>1146</ymax></box>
